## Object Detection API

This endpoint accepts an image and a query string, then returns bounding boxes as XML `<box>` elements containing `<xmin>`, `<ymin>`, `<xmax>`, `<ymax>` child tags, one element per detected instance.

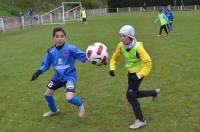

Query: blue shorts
<box><xmin>47</xmin><ymin>80</ymin><xmax>75</xmax><ymax>92</ymax></box>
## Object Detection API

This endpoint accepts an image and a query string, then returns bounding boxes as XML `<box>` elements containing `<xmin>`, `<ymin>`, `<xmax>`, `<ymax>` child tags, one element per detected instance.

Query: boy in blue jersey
<box><xmin>163</xmin><ymin>5</ymin><xmax>174</xmax><ymax>32</ymax></box>
<box><xmin>31</xmin><ymin>27</ymin><xmax>87</xmax><ymax>118</ymax></box>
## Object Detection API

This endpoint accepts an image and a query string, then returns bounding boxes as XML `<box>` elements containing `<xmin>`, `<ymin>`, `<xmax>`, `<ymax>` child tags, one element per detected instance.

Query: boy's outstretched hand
<box><xmin>31</xmin><ymin>70</ymin><xmax>42</xmax><ymax>81</ymax></box>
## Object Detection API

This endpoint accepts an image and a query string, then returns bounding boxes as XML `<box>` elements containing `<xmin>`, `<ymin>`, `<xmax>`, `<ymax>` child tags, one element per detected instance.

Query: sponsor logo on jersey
<box><xmin>55</xmin><ymin>64</ymin><xmax>70</xmax><ymax>70</ymax></box>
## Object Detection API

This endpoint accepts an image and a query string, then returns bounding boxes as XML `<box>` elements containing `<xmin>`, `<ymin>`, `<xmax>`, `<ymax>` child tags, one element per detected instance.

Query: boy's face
<box><xmin>120</xmin><ymin>34</ymin><xmax>131</xmax><ymax>45</ymax></box>
<box><xmin>54</xmin><ymin>31</ymin><xmax>66</xmax><ymax>46</ymax></box>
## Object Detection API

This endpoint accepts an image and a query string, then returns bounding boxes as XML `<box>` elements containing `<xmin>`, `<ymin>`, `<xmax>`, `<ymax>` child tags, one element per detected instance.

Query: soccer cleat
<box><xmin>164</xmin><ymin>34</ymin><xmax>168</xmax><ymax>37</ymax></box>
<box><xmin>43</xmin><ymin>109</ymin><xmax>59</xmax><ymax>117</ymax></box>
<box><xmin>78</xmin><ymin>103</ymin><xmax>85</xmax><ymax>118</ymax></box>
<box><xmin>152</xmin><ymin>89</ymin><xmax>160</xmax><ymax>102</ymax></box>
<box><xmin>129</xmin><ymin>119</ymin><xmax>146</xmax><ymax>129</ymax></box>
<box><xmin>157</xmin><ymin>34</ymin><xmax>161</xmax><ymax>37</ymax></box>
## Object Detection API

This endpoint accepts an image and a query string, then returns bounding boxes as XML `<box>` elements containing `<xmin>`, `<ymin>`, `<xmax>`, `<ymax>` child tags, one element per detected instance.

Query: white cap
<box><xmin>119</xmin><ymin>25</ymin><xmax>135</xmax><ymax>38</ymax></box>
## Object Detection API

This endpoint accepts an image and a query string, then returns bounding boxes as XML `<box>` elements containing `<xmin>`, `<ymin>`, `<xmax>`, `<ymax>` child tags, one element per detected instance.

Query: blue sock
<box><xmin>44</xmin><ymin>95</ymin><xmax>57</xmax><ymax>112</ymax></box>
<box><xmin>67</xmin><ymin>96</ymin><xmax>82</xmax><ymax>106</ymax></box>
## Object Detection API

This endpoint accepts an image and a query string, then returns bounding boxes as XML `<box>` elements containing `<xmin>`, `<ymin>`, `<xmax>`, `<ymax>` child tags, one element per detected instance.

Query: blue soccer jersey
<box><xmin>39</xmin><ymin>43</ymin><xmax>87</xmax><ymax>82</ymax></box>
<box><xmin>164</xmin><ymin>9</ymin><xmax>173</xmax><ymax>22</ymax></box>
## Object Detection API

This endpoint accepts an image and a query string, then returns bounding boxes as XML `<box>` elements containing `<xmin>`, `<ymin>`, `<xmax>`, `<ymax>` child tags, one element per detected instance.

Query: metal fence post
<box><xmin>58</xmin><ymin>12</ymin><xmax>61</xmax><ymax>21</ymax></box>
<box><xmin>37</xmin><ymin>15</ymin><xmax>40</xmax><ymax>24</ymax></box>
<box><xmin>0</xmin><ymin>18</ymin><xmax>4</xmax><ymax>32</ymax></box>
<box><xmin>73</xmin><ymin>11</ymin><xmax>76</xmax><ymax>19</ymax></box>
<box><xmin>21</xmin><ymin>16</ymin><xmax>24</xmax><ymax>28</ymax></box>
<box><xmin>41</xmin><ymin>15</ymin><xmax>43</xmax><ymax>24</ymax></box>
<box><xmin>50</xmin><ymin>13</ymin><xmax>53</xmax><ymax>23</ymax></box>
<box><xmin>96</xmin><ymin>9</ymin><xmax>98</xmax><ymax>15</ymax></box>
<box><xmin>117</xmin><ymin>8</ymin><xmax>119</xmax><ymax>13</ymax></box>
<box><xmin>140</xmin><ymin>7</ymin><xmax>142</xmax><ymax>12</ymax></box>
<box><xmin>93</xmin><ymin>9</ymin><xmax>95</xmax><ymax>15</ymax></box>
<box><xmin>195</xmin><ymin>5</ymin><xmax>197</xmax><ymax>11</ymax></box>
<box><xmin>66</xmin><ymin>12</ymin><xmax>69</xmax><ymax>20</ymax></box>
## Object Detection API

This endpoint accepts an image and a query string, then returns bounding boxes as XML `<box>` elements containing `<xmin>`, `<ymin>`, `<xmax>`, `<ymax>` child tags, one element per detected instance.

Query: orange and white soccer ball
<box><xmin>86</xmin><ymin>42</ymin><xmax>108</xmax><ymax>66</ymax></box>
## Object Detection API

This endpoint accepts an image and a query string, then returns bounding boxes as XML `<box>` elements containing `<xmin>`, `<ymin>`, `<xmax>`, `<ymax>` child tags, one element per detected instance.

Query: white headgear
<box><xmin>119</xmin><ymin>25</ymin><xmax>135</xmax><ymax>39</ymax></box>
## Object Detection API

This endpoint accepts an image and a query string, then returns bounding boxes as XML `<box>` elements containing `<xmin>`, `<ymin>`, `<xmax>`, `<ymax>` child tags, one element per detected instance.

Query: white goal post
<box><xmin>62</xmin><ymin>2</ymin><xmax>82</xmax><ymax>22</ymax></box>
<box><xmin>41</xmin><ymin>6</ymin><xmax>63</xmax><ymax>25</ymax></box>
<box><xmin>40</xmin><ymin>2</ymin><xmax>82</xmax><ymax>25</ymax></box>
<box><xmin>0</xmin><ymin>18</ymin><xmax>5</xmax><ymax>32</ymax></box>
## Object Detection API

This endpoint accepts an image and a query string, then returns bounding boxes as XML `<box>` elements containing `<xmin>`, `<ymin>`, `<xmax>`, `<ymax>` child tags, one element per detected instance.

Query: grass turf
<box><xmin>0</xmin><ymin>11</ymin><xmax>200</xmax><ymax>132</ymax></box>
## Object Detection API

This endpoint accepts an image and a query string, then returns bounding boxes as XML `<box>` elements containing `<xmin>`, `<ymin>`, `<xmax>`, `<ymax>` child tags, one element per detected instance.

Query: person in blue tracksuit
<box><xmin>27</xmin><ymin>8</ymin><xmax>33</xmax><ymax>17</ymax></box>
<box><xmin>163</xmin><ymin>5</ymin><xmax>174</xmax><ymax>32</ymax></box>
<box><xmin>31</xmin><ymin>27</ymin><xmax>87</xmax><ymax>118</ymax></box>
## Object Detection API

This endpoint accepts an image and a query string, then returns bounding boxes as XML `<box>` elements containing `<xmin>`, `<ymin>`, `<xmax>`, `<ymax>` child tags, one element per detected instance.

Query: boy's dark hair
<box><xmin>53</xmin><ymin>27</ymin><xmax>66</xmax><ymax>37</ymax></box>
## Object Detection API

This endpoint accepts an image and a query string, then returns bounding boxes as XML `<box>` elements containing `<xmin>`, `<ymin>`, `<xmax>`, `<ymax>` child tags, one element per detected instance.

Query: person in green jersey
<box><xmin>155</xmin><ymin>9</ymin><xmax>169</xmax><ymax>37</ymax></box>
<box><xmin>109</xmin><ymin>25</ymin><xmax>160</xmax><ymax>129</ymax></box>
<box><xmin>81</xmin><ymin>7</ymin><xmax>87</xmax><ymax>24</ymax></box>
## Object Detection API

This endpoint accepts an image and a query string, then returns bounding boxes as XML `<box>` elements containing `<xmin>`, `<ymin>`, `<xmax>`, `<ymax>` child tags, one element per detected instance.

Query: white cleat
<box><xmin>129</xmin><ymin>119</ymin><xmax>146</xmax><ymax>129</ymax></box>
<box><xmin>78</xmin><ymin>104</ymin><xmax>85</xmax><ymax>118</ymax></box>
<box><xmin>152</xmin><ymin>89</ymin><xmax>160</xmax><ymax>102</ymax></box>
<box><xmin>157</xmin><ymin>34</ymin><xmax>161</xmax><ymax>37</ymax></box>
<box><xmin>43</xmin><ymin>109</ymin><xmax>59</xmax><ymax>117</ymax></box>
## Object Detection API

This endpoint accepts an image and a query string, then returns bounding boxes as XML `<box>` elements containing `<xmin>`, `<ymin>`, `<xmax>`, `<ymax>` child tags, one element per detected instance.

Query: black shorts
<box><xmin>82</xmin><ymin>18</ymin><xmax>87</xmax><ymax>22</ymax></box>
<box><xmin>47</xmin><ymin>80</ymin><xmax>75</xmax><ymax>92</ymax></box>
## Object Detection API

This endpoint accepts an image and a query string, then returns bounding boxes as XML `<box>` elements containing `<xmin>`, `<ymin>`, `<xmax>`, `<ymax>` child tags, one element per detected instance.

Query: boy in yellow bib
<box><xmin>155</xmin><ymin>9</ymin><xmax>169</xmax><ymax>37</ymax></box>
<box><xmin>109</xmin><ymin>25</ymin><xmax>160</xmax><ymax>129</ymax></box>
<box><xmin>81</xmin><ymin>8</ymin><xmax>87</xmax><ymax>24</ymax></box>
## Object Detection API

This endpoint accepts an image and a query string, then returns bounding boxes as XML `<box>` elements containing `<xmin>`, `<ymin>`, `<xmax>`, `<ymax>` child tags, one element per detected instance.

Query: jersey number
<box><xmin>48</xmin><ymin>81</ymin><xmax>54</xmax><ymax>88</ymax></box>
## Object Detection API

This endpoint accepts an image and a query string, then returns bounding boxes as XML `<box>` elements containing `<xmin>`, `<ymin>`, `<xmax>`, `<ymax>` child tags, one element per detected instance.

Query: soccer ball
<box><xmin>86</xmin><ymin>42</ymin><xmax>108</xmax><ymax>66</ymax></box>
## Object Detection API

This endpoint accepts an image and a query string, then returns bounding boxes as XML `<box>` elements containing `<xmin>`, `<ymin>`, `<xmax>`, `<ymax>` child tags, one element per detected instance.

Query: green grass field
<box><xmin>0</xmin><ymin>11</ymin><xmax>200</xmax><ymax>132</ymax></box>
